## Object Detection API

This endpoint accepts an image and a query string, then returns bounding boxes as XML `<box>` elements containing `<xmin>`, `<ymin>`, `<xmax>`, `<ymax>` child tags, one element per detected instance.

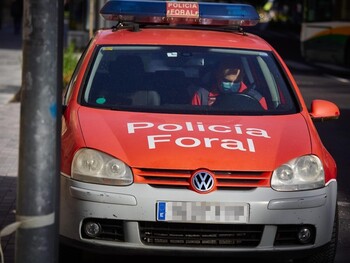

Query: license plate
<box><xmin>156</xmin><ymin>201</ymin><xmax>249</xmax><ymax>223</ymax></box>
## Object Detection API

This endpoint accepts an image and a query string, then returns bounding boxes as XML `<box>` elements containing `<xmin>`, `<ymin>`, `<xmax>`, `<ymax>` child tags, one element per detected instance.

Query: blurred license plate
<box><xmin>156</xmin><ymin>201</ymin><xmax>249</xmax><ymax>223</ymax></box>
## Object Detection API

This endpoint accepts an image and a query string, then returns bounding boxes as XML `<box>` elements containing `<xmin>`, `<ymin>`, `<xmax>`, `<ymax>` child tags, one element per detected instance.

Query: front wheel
<box><xmin>293</xmin><ymin>205</ymin><xmax>338</xmax><ymax>263</ymax></box>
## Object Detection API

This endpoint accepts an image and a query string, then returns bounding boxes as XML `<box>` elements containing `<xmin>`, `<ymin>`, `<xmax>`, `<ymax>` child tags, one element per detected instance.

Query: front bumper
<box><xmin>59</xmin><ymin>175</ymin><xmax>337</xmax><ymax>257</ymax></box>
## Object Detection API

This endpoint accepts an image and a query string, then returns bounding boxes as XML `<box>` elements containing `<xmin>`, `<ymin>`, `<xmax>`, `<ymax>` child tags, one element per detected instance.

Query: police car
<box><xmin>60</xmin><ymin>1</ymin><xmax>340</xmax><ymax>262</ymax></box>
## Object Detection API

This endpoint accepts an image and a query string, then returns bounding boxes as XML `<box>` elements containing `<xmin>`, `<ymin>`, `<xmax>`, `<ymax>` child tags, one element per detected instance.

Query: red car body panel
<box><xmin>61</xmin><ymin>28</ymin><xmax>336</xmax><ymax>182</ymax></box>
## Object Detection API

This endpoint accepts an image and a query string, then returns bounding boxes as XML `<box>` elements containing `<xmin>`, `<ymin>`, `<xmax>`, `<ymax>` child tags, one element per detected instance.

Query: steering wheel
<box><xmin>212</xmin><ymin>92</ymin><xmax>263</xmax><ymax>111</ymax></box>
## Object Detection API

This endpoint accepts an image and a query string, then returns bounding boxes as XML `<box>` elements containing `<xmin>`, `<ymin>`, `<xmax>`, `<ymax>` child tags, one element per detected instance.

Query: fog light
<box><xmin>84</xmin><ymin>222</ymin><xmax>101</xmax><ymax>238</ymax></box>
<box><xmin>297</xmin><ymin>227</ymin><xmax>312</xmax><ymax>244</ymax></box>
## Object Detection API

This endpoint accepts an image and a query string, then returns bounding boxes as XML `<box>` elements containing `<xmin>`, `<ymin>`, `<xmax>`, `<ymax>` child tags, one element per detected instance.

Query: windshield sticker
<box><xmin>127</xmin><ymin>121</ymin><xmax>271</xmax><ymax>152</ymax></box>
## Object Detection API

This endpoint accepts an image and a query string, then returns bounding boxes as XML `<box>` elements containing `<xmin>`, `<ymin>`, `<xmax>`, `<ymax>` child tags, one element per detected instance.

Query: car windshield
<box><xmin>81</xmin><ymin>45</ymin><xmax>298</xmax><ymax>115</ymax></box>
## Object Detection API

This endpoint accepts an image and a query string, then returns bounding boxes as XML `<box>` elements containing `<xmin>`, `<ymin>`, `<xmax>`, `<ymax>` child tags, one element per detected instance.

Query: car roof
<box><xmin>92</xmin><ymin>27</ymin><xmax>274</xmax><ymax>52</ymax></box>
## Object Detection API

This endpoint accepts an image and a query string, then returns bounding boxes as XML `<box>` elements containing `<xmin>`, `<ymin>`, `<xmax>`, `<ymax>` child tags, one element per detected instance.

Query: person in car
<box><xmin>192</xmin><ymin>60</ymin><xmax>268</xmax><ymax>110</ymax></box>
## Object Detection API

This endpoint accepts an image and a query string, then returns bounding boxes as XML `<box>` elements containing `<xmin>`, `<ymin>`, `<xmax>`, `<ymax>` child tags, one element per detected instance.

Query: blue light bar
<box><xmin>100</xmin><ymin>0</ymin><xmax>260</xmax><ymax>27</ymax></box>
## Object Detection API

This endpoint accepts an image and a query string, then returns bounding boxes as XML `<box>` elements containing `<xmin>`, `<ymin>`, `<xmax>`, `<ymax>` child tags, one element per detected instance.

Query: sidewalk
<box><xmin>0</xmin><ymin>25</ymin><xmax>22</xmax><ymax>263</ymax></box>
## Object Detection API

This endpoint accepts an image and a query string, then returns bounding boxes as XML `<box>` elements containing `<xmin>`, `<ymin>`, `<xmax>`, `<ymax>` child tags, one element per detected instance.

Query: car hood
<box><xmin>78</xmin><ymin>108</ymin><xmax>311</xmax><ymax>171</ymax></box>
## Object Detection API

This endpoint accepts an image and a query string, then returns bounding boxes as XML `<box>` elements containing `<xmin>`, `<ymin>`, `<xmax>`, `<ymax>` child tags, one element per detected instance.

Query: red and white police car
<box><xmin>60</xmin><ymin>1</ymin><xmax>340</xmax><ymax>262</ymax></box>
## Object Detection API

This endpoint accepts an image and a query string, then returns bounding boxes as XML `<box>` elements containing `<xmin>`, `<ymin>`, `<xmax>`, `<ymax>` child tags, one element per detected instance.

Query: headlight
<box><xmin>71</xmin><ymin>148</ymin><xmax>133</xmax><ymax>185</ymax></box>
<box><xmin>271</xmin><ymin>155</ymin><xmax>324</xmax><ymax>191</ymax></box>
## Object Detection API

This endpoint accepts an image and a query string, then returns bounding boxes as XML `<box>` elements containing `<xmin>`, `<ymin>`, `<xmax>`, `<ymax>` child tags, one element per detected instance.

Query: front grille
<box><xmin>134</xmin><ymin>168</ymin><xmax>271</xmax><ymax>189</ymax></box>
<box><xmin>274</xmin><ymin>225</ymin><xmax>316</xmax><ymax>246</ymax></box>
<box><xmin>80</xmin><ymin>219</ymin><xmax>315</xmax><ymax>248</ymax></box>
<box><xmin>140</xmin><ymin>222</ymin><xmax>263</xmax><ymax>247</ymax></box>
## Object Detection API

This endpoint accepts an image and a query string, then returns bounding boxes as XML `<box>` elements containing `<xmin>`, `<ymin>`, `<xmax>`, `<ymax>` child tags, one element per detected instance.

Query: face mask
<box><xmin>221</xmin><ymin>81</ymin><xmax>240</xmax><ymax>93</ymax></box>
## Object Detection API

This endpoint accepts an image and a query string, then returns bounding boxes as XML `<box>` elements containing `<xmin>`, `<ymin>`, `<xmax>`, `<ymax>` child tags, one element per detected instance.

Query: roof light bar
<box><xmin>100</xmin><ymin>0</ymin><xmax>260</xmax><ymax>27</ymax></box>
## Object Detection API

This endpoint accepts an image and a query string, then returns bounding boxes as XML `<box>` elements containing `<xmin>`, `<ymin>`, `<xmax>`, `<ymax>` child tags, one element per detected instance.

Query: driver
<box><xmin>192</xmin><ymin>60</ymin><xmax>267</xmax><ymax>110</ymax></box>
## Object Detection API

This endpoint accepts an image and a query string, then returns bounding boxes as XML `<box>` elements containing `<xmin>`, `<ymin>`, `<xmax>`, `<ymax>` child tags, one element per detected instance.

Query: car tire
<box><xmin>59</xmin><ymin>243</ymin><xmax>83</xmax><ymax>263</ymax></box>
<box><xmin>293</xmin><ymin>204</ymin><xmax>338</xmax><ymax>263</ymax></box>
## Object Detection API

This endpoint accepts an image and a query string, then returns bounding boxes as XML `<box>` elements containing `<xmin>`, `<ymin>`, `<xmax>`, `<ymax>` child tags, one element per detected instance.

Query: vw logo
<box><xmin>191</xmin><ymin>170</ymin><xmax>215</xmax><ymax>193</ymax></box>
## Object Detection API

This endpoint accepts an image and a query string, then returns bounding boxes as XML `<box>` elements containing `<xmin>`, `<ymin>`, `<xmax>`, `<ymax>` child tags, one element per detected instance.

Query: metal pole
<box><xmin>89</xmin><ymin>0</ymin><xmax>95</xmax><ymax>39</ymax></box>
<box><xmin>16</xmin><ymin>0</ymin><xmax>63</xmax><ymax>262</ymax></box>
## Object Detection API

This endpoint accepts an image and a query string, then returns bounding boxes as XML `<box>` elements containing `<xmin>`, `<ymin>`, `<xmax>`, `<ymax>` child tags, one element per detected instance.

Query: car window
<box><xmin>63</xmin><ymin>40</ymin><xmax>92</xmax><ymax>106</ymax></box>
<box><xmin>80</xmin><ymin>45</ymin><xmax>298</xmax><ymax>115</ymax></box>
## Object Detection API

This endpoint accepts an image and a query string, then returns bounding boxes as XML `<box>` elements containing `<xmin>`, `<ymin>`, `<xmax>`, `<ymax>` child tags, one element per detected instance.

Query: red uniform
<box><xmin>192</xmin><ymin>82</ymin><xmax>268</xmax><ymax>110</ymax></box>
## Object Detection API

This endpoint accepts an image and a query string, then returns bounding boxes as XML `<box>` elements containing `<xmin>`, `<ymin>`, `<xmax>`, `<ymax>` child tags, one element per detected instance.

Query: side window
<box><xmin>62</xmin><ymin>42</ymin><xmax>91</xmax><ymax>106</ymax></box>
<box><xmin>256</xmin><ymin>56</ymin><xmax>280</xmax><ymax>108</ymax></box>
<box><xmin>255</xmin><ymin>55</ymin><xmax>296</xmax><ymax>111</ymax></box>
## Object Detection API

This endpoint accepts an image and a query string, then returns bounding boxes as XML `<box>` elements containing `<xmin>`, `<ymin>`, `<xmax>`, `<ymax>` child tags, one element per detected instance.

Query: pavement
<box><xmin>0</xmin><ymin>25</ymin><xmax>22</xmax><ymax>263</ymax></box>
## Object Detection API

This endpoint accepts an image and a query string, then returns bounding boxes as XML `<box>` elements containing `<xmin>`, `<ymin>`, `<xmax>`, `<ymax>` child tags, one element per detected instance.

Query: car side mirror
<box><xmin>309</xmin><ymin>99</ymin><xmax>340</xmax><ymax>121</ymax></box>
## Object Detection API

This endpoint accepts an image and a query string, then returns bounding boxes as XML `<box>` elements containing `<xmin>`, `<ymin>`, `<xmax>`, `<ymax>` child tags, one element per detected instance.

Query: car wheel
<box><xmin>293</xmin><ymin>204</ymin><xmax>338</xmax><ymax>263</ymax></box>
<box><xmin>59</xmin><ymin>243</ymin><xmax>83</xmax><ymax>263</ymax></box>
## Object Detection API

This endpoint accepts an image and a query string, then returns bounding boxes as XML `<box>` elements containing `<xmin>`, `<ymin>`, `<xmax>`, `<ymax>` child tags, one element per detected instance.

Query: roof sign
<box><xmin>166</xmin><ymin>2</ymin><xmax>199</xmax><ymax>19</ymax></box>
<box><xmin>100</xmin><ymin>0</ymin><xmax>260</xmax><ymax>27</ymax></box>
